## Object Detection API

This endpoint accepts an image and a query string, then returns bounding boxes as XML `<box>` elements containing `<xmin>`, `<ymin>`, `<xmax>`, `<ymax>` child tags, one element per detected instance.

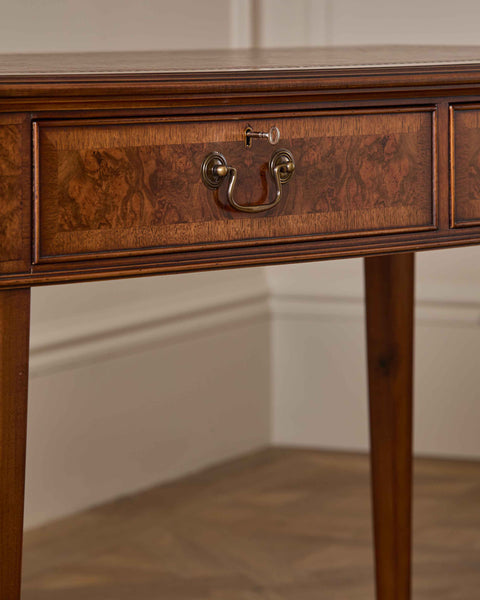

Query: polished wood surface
<box><xmin>451</xmin><ymin>105</ymin><xmax>480</xmax><ymax>227</ymax></box>
<box><xmin>2</xmin><ymin>48</ymin><xmax>480</xmax><ymax>287</ymax></box>
<box><xmin>0</xmin><ymin>114</ymin><xmax>31</xmax><ymax>275</ymax></box>
<box><xmin>3</xmin><ymin>46</ymin><xmax>480</xmax><ymax>79</ymax></box>
<box><xmin>35</xmin><ymin>110</ymin><xmax>433</xmax><ymax>262</ymax></box>
<box><xmin>365</xmin><ymin>254</ymin><xmax>415</xmax><ymax>600</ymax></box>
<box><xmin>0</xmin><ymin>289</ymin><xmax>30</xmax><ymax>600</ymax></box>
<box><xmin>0</xmin><ymin>46</ymin><xmax>479</xmax><ymax>599</ymax></box>
<box><xmin>21</xmin><ymin>448</ymin><xmax>480</xmax><ymax>600</ymax></box>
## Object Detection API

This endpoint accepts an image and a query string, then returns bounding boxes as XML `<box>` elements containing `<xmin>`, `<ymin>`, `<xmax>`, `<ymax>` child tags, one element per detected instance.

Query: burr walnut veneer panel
<box><xmin>6</xmin><ymin>45</ymin><xmax>480</xmax><ymax>600</ymax></box>
<box><xmin>452</xmin><ymin>107</ymin><xmax>480</xmax><ymax>227</ymax></box>
<box><xmin>0</xmin><ymin>114</ymin><xmax>31</xmax><ymax>274</ymax></box>
<box><xmin>34</xmin><ymin>109</ymin><xmax>434</xmax><ymax>262</ymax></box>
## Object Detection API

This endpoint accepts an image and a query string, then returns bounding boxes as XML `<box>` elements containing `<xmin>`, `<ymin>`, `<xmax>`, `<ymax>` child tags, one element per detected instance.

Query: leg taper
<box><xmin>364</xmin><ymin>253</ymin><xmax>414</xmax><ymax>600</ymax></box>
<box><xmin>0</xmin><ymin>289</ymin><xmax>30</xmax><ymax>600</ymax></box>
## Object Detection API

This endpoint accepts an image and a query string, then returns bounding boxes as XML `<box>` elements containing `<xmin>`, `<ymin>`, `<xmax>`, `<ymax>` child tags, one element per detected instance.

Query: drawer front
<box><xmin>452</xmin><ymin>107</ymin><xmax>480</xmax><ymax>227</ymax></box>
<box><xmin>0</xmin><ymin>114</ymin><xmax>30</xmax><ymax>274</ymax></box>
<box><xmin>34</xmin><ymin>110</ymin><xmax>435</xmax><ymax>262</ymax></box>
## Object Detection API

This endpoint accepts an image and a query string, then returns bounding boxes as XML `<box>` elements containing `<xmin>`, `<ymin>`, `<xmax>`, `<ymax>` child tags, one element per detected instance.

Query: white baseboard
<box><xmin>271</xmin><ymin>293</ymin><xmax>480</xmax><ymax>327</ymax></box>
<box><xmin>270</xmin><ymin>287</ymin><xmax>480</xmax><ymax>460</ymax></box>
<box><xmin>26</xmin><ymin>272</ymin><xmax>272</xmax><ymax>529</ymax></box>
<box><xmin>30</xmin><ymin>291</ymin><xmax>270</xmax><ymax>377</ymax></box>
<box><xmin>26</xmin><ymin>268</ymin><xmax>480</xmax><ymax>530</ymax></box>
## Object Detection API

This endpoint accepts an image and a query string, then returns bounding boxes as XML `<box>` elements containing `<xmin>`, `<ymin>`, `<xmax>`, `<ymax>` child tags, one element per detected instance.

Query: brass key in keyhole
<box><xmin>245</xmin><ymin>126</ymin><xmax>280</xmax><ymax>147</ymax></box>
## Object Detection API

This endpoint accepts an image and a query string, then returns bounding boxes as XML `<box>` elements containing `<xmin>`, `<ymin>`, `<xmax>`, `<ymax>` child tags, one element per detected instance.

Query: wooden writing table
<box><xmin>2</xmin><ymin>46</ymin><xmax>480</xmax><ymax>599</ymax></box>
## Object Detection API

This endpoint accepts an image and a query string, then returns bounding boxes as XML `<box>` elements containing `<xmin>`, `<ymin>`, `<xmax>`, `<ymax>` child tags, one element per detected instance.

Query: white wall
<box><xmin>0</xmin><ymin>1</ymin><xmax>234</xmax><ymax>53</ymax></box>
<box><xmin>327</xmin><ymin>0</ymin><xmax>480</xmax><ymax>46</ymax></box>
<box><xmin>263</xmin><ymin>1</ymin><xmax>480</xmax><ymax>459</ymax></box>
<box><xmin>19</xmin><ymin>0</ymin><xmax>271</xmax><ymax>529</ymax></box>
<box><xmin>270</xmin><ymin>254</ymin><xmax>480</xmax><ymax>459</ymax></box>
<box><xmin>27</xmin><ymin>270</ymin><xmax>270</xmax><ymax>527</ymax></box>
<box><xmin>16</xmin><ymin>0</ymin><xmax>480</xmax><ymax>528</ymax></box>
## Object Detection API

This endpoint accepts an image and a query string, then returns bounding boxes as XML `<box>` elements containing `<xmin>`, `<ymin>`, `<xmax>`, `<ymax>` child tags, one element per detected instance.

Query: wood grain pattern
<box><xmin>451</xmin><ymin>106</ymin><xmax>480</xmax><ymax>227</ymax></box>
<box><xmin>2</xmin><ymin>48</ymin><xmax>480</xmax><ymax>600</ymax></box>
<box><xmin>0</xmin><ymin>289</ymin><xmax>30</xmax><ymax>600</ymax></box>
<box><xmin>0</xmin><ymin>114</ymin><xmax>30</xmax><ymax>274</ymax></box>
<box><xmin>21</xmin><ymin>449</ymin><xmax>480</xmax><ymax>600</ymax></box>
<box><xmin>2</xmin><ymin>46</ymin><xmax>480</xmax><ymax>121</ymax></box>
<box><xmin>365</xmin><ymin>253</ymin><xmax>415</xmax><ymax>600</ymax></box>
<box><xmin>35</xmin><ymin>110</ymin><xmax>434</xmax><ymax>262</ymax></box>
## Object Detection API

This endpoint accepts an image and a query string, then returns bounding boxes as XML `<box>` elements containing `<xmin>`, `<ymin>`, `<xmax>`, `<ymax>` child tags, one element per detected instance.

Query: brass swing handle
<box><xmin>201</xmin><ymin>149</ymin><xmax>295</xmax><ymax>214</ymax></box>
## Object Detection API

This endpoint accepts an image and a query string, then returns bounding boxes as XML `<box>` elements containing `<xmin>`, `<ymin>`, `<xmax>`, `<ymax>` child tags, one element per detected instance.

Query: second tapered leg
<box><xmin>0</xmin><ymin>289</ymin><xmax>31</xmax><ymax>600</ymax></box>
<box><xmin>364</xmin><ymin>253</ymin><xmax>414</xmax><ymax>600</ymax></box>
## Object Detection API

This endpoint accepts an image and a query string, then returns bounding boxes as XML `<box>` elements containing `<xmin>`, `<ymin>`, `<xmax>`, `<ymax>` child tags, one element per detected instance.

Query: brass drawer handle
<box><xmin>201</xmin><ymin>149</ymin><xmax>295</xmax><ymax>214</ymax></box>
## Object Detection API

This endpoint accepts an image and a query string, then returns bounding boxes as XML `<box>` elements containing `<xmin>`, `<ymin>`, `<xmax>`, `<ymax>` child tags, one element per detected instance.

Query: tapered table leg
<box><xmin>0</xmin><ymin>289</ymin><xmax>30</xmax><ymax>600</ymax></box>
<box><xmin>364</xmin><ymin>253</ymin><xmax>414</xmax><ymax>600</ymax></box>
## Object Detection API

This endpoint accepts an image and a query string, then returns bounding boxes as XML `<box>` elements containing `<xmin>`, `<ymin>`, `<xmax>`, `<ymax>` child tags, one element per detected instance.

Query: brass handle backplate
<box><xmin>201</xmin><ymin>149</ymin><xmax>295</xmax><ymax>214</ymax></box>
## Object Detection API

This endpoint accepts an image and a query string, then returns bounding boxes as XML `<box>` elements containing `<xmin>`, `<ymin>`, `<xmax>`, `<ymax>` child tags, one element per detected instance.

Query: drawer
<box><xmin>33</xmin><ymin>109</ymin><xmax>435</xmax><ymax>263</ymax></box>
<box><xmin>451</xmin><ymin>106</ymin><xmax>480</xmax><ymax>227</ymax></box>
<box><xmin>0</xmin><ymin>114</ymin><xmax>30</xmax><ymax>274</ymax></box>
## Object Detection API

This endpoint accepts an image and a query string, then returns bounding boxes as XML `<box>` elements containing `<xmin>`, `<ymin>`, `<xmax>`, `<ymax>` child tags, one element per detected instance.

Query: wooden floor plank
<box><xmin>22</xmin><ymin>448</ymin><xmax>480</xmax><ymax>599</ymax></box>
